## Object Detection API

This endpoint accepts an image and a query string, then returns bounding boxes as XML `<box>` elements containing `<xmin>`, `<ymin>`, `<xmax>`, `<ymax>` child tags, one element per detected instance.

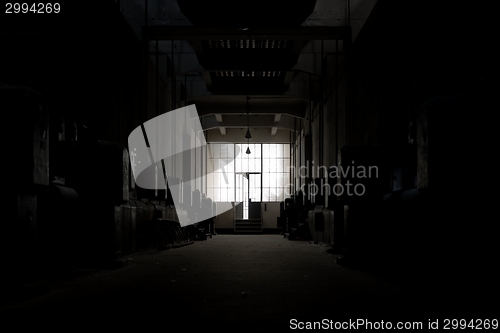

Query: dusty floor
<box><xmin>0</xmin><ymin>235</ymin><xmax>497</xmax><ymax>331</ymax></box>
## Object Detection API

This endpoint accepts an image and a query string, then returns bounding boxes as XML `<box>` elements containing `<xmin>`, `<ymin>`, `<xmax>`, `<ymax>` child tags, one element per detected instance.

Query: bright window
<box><xmin>207</xmin><ymin>143</ymin><xmax>235</xmax><ymax>202</ymax></box>
<box><xmin>207</xmin><ymin>143</ymin><xmax>291</xmax><ymax>202</ymax></box>
<box><xmin>262</xmin><ymin>144</ymin><xmax>290</xmax><ymax>202</ymax></box>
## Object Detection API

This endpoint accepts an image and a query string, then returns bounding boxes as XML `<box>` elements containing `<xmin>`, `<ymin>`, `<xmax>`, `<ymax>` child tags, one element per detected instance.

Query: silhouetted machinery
<box><xmin>279</xmin><ymin>188</ymin><xmax>313</xmax><ymax>239</ymax></box>
<box><xmin>201</xmin><ymin>194</ymin><xmax>216</xmax><ymax>237</ymax></box>
<box><xmin>1</xmin><ymin>84</ymin><xmax>213</xmax><ymax>297</ymax></box>
<box><xmin>335</xmin><ymin>144</ymin><xmax>391</xmax><ymax>263</ymax></box>
<box><xmin>2</xmin><ymin>85</ymin><xmax>49</xmax><ymax>289</ymax></box>
<box><xmin>284</xmin><ymin>96</ymin><xmax>468</xmax><ymax>269</ymax></box>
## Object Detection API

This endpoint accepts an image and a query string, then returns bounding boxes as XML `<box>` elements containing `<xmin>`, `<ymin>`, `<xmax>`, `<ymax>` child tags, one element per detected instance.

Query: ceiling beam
<box><xmin>144</xmin><ymin>26</ymin><xmax>351</xmax><ymax>42</ymax></box>
<box><xmin>201</xmin><ymin>71</ymin><xmax>213</xmax><ymax>87</ymax></box>
<box><xmin>206</xmin><ymin>128</ymin><xmax>290</xmax><ymax>143</ymax></box>
<box><xmin>202</xmin><ymin>114</ymin><xmax>295</xmax><ymax>131</ymax></box>
<box><xmin>194</xmin><ymin>102</ymin><xmax>306</xmax><ymax>118</ymax></box>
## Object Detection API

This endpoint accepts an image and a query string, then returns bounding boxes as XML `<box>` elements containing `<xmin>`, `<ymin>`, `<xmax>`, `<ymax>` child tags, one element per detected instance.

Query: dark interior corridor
<box><xmin>1</xmin><ymin>0</ymin><xmax>497</xmax><ymax>330</ymax></box>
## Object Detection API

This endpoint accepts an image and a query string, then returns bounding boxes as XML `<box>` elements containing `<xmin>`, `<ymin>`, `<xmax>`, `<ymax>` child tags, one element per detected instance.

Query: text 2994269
<box><xmin>5</xmin><ymin>3</ymin><xmax>60</xmax><ymax>14</ymax></box>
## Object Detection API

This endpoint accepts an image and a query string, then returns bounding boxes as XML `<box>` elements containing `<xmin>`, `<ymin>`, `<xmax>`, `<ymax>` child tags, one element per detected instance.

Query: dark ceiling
<box><xmin>176</xmin><ymin>0</ymin><xmax>317</xmax><ymax>28</ymax></box>
<box><xmin>134</xmin><ymin>0</ymin><xmax>377</xmax><ymax>141</ymax></box>
<box><xmin>0</xmin><ymin>0</ymin><xmax>378</xmax><ymax>142</ymax></box>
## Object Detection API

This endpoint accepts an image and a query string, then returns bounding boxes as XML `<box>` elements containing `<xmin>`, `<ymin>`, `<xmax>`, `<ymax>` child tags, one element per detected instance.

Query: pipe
<box><xmin>320</xmin><ymin>39</ymin><xmax>324</xmax><ymax>173</ymax></box>
<box><xmin>171</xmin><ymin>40</ymin><xmax>175</xmax><ymax>111</ymax></box>
<box><xmin>156</xmin><ymin>40</ymin><xmax>159</xmax><ymax>117</ymax></box>
<box><xmin>335</xmin><ymin>40</ymin><xmax>339</xmax><ymax>164</ymax></box>
<box><xmin>348</xmin><ymin>0</ymin><xmax>351</xmax><ymax>27</ymax></box>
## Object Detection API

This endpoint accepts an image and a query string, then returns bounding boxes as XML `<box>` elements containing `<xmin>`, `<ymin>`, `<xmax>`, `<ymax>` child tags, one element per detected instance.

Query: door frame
<box><xmin>235</xmin><ymin>171</ymin><xmax>261</xmax><ymax>219</ymax></box>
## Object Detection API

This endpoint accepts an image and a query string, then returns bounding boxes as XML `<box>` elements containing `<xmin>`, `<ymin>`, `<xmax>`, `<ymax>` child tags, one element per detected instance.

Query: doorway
<box><xmin>234</xmin><ymin>172</ymin><xmax>262</xmax><ymax>232</ymax></box>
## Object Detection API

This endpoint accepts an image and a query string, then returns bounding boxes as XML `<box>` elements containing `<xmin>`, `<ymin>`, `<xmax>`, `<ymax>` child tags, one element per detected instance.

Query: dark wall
<box><xmin>348</xmin><ymin>0</ymin><xmax>489</xmax><ymax>148</ymax></box>
<box><xmin>288</xmin><ymin>0</ymin><xmax>495</xmax><ymax>282</ymax></box>
<box><xmin>1</xmin><ymin>2</ymin><xmax>176</xmax><ymax>278</ymax></box>
<box><xmin>1</xmin><ymin>1</ymin><xmax>167</xmax><ymax>182</ymax></box>
<box><xmin>343</xmin><ymin>1</ymin><xmax>495</xmax><ymax>284</ymax></box>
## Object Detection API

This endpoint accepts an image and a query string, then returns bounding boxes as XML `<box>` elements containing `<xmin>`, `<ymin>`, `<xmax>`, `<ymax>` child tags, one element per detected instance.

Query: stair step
<box><xmin>234</xmin><ymin>219</ymin><xmax>263</xmax><ymax>232</ymax></box>
<box><xmin>235</xmin><ymin>223</ymin><xmax>262</xmax><ymax>226</ymax></box>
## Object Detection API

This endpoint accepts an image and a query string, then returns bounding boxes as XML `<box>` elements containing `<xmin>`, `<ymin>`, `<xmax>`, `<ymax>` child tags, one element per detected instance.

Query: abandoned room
<box><xmin>1</xmin><ymin>0</ymin><xmax>497</xmax><ymax>330</ymax></box>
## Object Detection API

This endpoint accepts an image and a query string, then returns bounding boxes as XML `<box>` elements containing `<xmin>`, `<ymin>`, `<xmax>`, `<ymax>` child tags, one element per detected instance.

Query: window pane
<box><xmin>278</xmin><ymin>174</ymin><xmax>284</xmax><ymax>187</ymax></box>
<box><xmin>277</xmin><ymin>188</ymin><xmax>284</xmax><ymax>202</ymax></box>
<box><xmin>262</xmin><ymin>158</ymin><xmax>268</xmax><ymax>173</ymax></box>
<box><xmin>262</xmin><ymin>187</ymin><xmax>270</xmax><ymax>201</ymax></box>
<box><xmin>207</xmin><ymin>144</ymin><xmax>235</xmax><ymax>202</ymax></box>
<box><xmin>207</xmin><ymin>143</ymin><xmax>290</xmax><ymax>203</ymax></box>
<box><xmin>207</xmin><ymin>173</ymin><xmax>214</xmax><ymax>187</ymax></box>
<box><xmin>262</xmin><ymin>144</ymin><xmax>269</xmax><ymax>158</ymax></box>
<box><xmin>262</xmin><ymin>172</ymin><xmax>269</xmax><ymax>186</ymax></box>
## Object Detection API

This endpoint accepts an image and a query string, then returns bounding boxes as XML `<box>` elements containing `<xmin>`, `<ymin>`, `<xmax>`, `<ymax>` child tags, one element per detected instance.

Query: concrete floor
<box><xmin>0</xmin><ymin>235</ymin><xmax>497</xmax><ymax>331</ymax></box>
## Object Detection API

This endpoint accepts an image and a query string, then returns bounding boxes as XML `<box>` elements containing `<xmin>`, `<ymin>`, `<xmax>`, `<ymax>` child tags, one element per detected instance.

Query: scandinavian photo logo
<box><xmin>287</xmin><ymin>161</ymin><xmax>379</xmax><ymax>198</ymax></box>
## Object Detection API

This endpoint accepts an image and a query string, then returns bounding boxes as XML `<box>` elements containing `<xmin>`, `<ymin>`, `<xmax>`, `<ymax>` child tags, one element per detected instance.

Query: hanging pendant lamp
<box><xmin>246</xmin><ymin>120</ymin><xmax>251</xmax><ymax>154</ymax></box>
<box><xmin>244</xmin><ymin>95</ymin><xmax>252</xmax><ymax>115</ymax></box>
<box><xmin>245</xmin><ymin>95</ymin><xmax>251</xmax><ymax>154</ymax></box>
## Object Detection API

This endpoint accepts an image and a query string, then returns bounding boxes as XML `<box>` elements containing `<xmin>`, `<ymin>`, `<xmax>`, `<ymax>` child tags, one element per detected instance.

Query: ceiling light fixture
<box><xmin>244</xmin><ymin>95</ymin><xmax>252</xmax><ymax>115</ymax></box>
<box><xmin>245</xmin><ymin>95</ymin><xmax>251</xmax><ymax>154</ymax></box>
